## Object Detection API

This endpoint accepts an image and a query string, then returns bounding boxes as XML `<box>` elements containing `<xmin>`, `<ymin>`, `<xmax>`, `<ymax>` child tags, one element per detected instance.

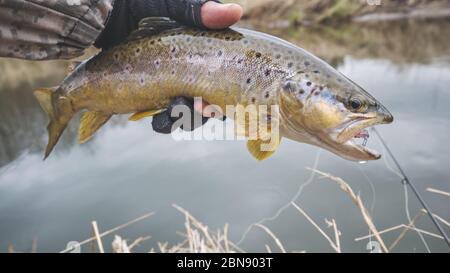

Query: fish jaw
<box><xmin>281</xmin><ymin>106</ymin><xmax>394</xmax><ymax>162</ymax></box>
<box><xmin>326</xmin><ymin>136</ymin><xmax>382</xmax><ymax>161</ymax></box>
<box><xmin>316</xmin><ymin>110</ymin><xmax>393</xmax><ymax>161</ymax></box>
<box><xmin>335</xmin><ymin>105</ymin><xmax>393</xmax><ymax>144</ymax></box>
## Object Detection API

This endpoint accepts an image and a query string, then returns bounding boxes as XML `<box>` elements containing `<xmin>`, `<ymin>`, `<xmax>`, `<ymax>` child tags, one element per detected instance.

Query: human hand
<box><xmin>201</xmin><ymin>1</ymin><xmax>243</xmax><ymax>29</ymax></box>
<box><xmin>95</xmin><ymin>0</ymin><xmax>242</xmax><ymax>134</ymax></box>
<box><xmin>95</xmin><ymin>0</ymin><xmax>242</xmax><ymax>49</ymax></box>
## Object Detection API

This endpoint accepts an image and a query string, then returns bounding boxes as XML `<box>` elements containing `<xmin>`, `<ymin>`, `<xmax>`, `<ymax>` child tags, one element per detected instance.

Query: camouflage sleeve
<box><xmin>0</xmin><ymin>0</ymin><xmax>114</xmax><ymax>60</ymax></box>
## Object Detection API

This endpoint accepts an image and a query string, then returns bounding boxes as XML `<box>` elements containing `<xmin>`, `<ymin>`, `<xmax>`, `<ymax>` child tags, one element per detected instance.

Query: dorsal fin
<box><xmin>127</xmin><ymin>17</ymin><xmax>184</xmax><ymax>41</ymax></box>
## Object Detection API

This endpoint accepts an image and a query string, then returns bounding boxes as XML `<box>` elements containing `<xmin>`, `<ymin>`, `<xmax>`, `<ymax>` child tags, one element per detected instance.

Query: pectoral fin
<box><xmin>128</xmin><ymin>109</ymin><xmax>166</xmax><ymax>121</ymax></box>
<box><xmin>79</xmin><ymin>111</ymin><xmax>112</xmax><ymax>144</ymax></box>
<box><xmin>247</xmin><ymin>136</ymin><xmax>282</xmax><ymax>161</ymax></box>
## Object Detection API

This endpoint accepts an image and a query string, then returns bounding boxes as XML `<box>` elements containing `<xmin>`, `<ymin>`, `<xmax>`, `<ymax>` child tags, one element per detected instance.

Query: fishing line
<box><xmin>357</xmin><ymin>166</ymin><xmax>377</xmax><ymax>214</ymax></box>
<box><xmin>236</xmin><ymin>149</ymin><xmax>322</xmax><ymax>246</ymax></box>
<box><xmin>357</xmin><ymin>165</ymin><xmax>377</xmax><ymax>249</ymax></box>
<box><xmin>372</xmin><ymin>127</ymin><xmax>450</xmax><ymax>248</ymax></box>
<box><xmin>376</xmin><ymin>134</ymin><xmax>431</xmax><ymax>251</ymax></box>
<box><xmin>403</xmin><ymin>182</ymin><xmax>431</xmax><ymax>252</ymax></box>
<box><xmin>376</xmin><ymin>132</ymin><xmax>432</xmax><ymax>251</ymax></box>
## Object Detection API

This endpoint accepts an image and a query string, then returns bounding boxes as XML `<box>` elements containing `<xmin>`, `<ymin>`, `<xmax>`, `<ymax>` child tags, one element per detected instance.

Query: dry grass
<box><xmin>6</xmin><ymin>170</ymin><xmax>449</xmax><ymax>253</ymax></box>
<box><xmin>291</xmin><ymin>202</ymin><xmax>341</xmax><ymax>253</ymax></box>
<box><xmin>427</xmin><ymin>188</ymin><xmax>450</xmax><ymax>198</ymax></box>
<box><xmin>254</xmin><ymin>224</ymin><xmax>286</xmax><ymax>253</ymax></box>
<box><xmin>307</xmin><ymin>168</ymin><xmax>389</xmax><ymax>253</ymax></box>
<box><xmin>229</xmin><ymin>0</ymin><xmax>450</xmax><ymax>24</ymax></box>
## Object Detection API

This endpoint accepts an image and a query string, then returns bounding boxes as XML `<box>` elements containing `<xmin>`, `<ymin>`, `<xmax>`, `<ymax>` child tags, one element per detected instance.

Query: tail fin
<box><xmin>34</xmin><ymin>88</ymin><xmax>73</xmax><ymax>159</ymax></box>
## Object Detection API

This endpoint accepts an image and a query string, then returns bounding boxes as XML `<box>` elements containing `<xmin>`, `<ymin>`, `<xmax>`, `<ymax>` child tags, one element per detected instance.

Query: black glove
<box><xmin>95</xmin><ymin>0</ymin><xmax>221</xmax><ymax>50</ymax></box>
<box><xmin>152</xmin><ymin>97</ymin><xmax>209</xmax><ymax>134</ymax></box>
<box><xmin>95</xmin><ymin>0</ymin><xmax>223</xmax><ymax>135</ymax></box>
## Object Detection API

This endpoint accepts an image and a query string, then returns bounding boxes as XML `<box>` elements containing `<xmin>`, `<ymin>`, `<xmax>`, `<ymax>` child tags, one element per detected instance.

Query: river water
<box><xmin>0</xmin><ymin>20</ymin><xmax>449</xmax><ymax>253</ymax></box>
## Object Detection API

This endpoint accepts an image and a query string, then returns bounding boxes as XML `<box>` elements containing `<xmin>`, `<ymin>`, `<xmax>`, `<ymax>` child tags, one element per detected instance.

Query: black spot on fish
<box><xmin>218</xmin><ymin>50</ymin><xmax>223</xmax><ymax>57</ymax></box>
<box><xmin>275</xmin><ymin>54</ymin><xmax>281</xmax><ymax>59</ymax></box>
<box><xmin>306</xmin><ymin>81</ymin><xmax>312</xmax><ymax>86</ymax></box>
<box><xmin>287</xmin><ymin>62</ymin><xmax>294</xmax><ymax>68</ymax></box>
<box><xmin>299</xmin><ymin>89</ymin><xmax>305</xmax><ymax>94</ymax></box>
<box><xmin>314</xmin><ymin>70</ymin><xmax>320</xmax><ymax>74</ymax></box>
<box><xmin>251</xmin><ymin>97</ymin><xmax>256</xmax><ymax>103</ymax></box>
<box><xmin>304</xmin><ymin>61</ymin><xmax>310</xmax><ymax>66</ymax></box>
<box><xmin>237</xmin><ymin>58</ymin><xmax>244</xmax><ymax>64</ymax></box>
<box><xmin>225</xmin><ymin>36</ymin><xmax>231</xmax><ymax>40</ymax></box>
<box><xmin>283</xmin><ymin>82</ymin><xmax>293</xmax><ymax>92</ymax></box>
<box><xmin>265</xmin><ymin>69</ymin><xmax>271</xmax><ymax>77</ymax></box>
<box><xmin>136</xmin><ymin>48</ymin><xmax>141</xmax><ymax>54</ymax></box>
<box><xmin>255</xmin><ymin>52</ymin><xmax>262</xmax><ymax>58</ymax></box>
<box><xmin>150</xmin><ymin>40</ymin><xmax>155</xmax><ymax>45</ymax></box>
<box><xmin>207</xmin><ymin>38</ymin><xmax>212</xmax><ymax>43</ymax></box>
<box><xmin>186</xmin><ymin>37</ymin><xmax>191</xmax><ymax>42</ymax></box>
<box><xmin>243</xmin><ymin>40</ymin><xmax>249</xmax><ymax>44</ymax></box>
<box><xmin>265</xmin><ymin>92</ymin><xmax>270</xmax><ymax>98</ymax></box>
<box><xmin>171</xmin><ymin>47</ymin><xmax>176</xmax><ymax>53</ymax></box>
<box><xmin>314</xmin><ymin>91</ymin><xmax>320</xmax><ymax>96</ymax></box>
<box><xmin>200</xmin><ymin>32</ymin><xmax>206</xmax><ymax>36</ymax></box>
<box><xmin>247</xmin><ymin>78</ymin><xmax>252</xmax><ymax>84</ymax></box>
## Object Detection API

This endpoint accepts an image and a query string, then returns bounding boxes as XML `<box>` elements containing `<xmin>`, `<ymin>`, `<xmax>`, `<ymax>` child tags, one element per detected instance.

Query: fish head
<box><xmin>279</xmin><ymin>70</ymin><xmax>393</xmax><ymax>161</ymax></box>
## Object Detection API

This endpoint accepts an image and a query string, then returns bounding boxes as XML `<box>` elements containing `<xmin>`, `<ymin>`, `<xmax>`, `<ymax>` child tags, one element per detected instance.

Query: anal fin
<box><xmin>79</xmin><ymin>111</ymin><xmax>111</xmax><ymax>144</ymax></box>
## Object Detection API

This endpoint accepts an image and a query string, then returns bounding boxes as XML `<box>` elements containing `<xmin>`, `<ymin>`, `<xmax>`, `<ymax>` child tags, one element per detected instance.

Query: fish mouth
<box><xmin>340</xmin><ymin>130</ymin><xmax>381</xmax><ymax>161</ymax></box>
<box><xmin>326</xmin><ymin>112</ymin><xmax>393</xmax><ymax>161</ymax></box>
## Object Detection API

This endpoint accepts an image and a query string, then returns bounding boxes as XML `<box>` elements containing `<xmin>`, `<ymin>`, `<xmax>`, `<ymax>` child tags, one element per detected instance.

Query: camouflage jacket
<box><xmin>0</xmin><ymin>0</ymin><xmax>114</xmax><ymax>60</ymax></box>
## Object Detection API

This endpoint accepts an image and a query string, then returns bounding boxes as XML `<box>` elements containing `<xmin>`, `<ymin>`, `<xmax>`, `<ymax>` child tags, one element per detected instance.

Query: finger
<box><xmin>194</xmin><ymin>100</ymin><xmax>224</xmax><ymax>119</ymax></box>
<box><xmin>201</xmin><ymin>2</ymin><xmax>243</xmax><ymax>29</ymax></box>
<box><xmin>193</xmin><ymin>100</ymin><xmax>209</xmax><ymax>116</ymax></box>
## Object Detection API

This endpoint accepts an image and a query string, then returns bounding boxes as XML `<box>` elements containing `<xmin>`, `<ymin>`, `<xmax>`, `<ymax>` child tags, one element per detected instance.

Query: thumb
<box><xmin>201</xmin><ymin>1</ymin><xmax>243</xmax><ymax>29</ymax></box>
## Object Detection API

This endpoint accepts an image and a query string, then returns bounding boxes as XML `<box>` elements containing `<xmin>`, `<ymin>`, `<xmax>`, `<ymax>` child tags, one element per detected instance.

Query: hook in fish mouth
<box><xmin>327</xmin><ymin>112</ymin><xmax>393</xmax><ymax>161</ymax></box>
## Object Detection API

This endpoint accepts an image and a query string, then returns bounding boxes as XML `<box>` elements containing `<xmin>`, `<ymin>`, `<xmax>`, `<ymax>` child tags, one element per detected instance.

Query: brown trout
<box><xmin>34</xmin><ymin>17</ymin><xmax>393</xmax><ymax>161</ymax></box>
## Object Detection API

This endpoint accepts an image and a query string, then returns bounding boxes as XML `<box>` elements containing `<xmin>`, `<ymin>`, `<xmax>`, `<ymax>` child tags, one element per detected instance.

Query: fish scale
<box><xmin>33</xmin><ymin>17</ymin><xmax>393</xmax><ymax>161</ymax></box>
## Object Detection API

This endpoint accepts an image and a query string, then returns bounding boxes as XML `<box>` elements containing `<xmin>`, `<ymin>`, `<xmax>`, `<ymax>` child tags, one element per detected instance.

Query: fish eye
<box><xmin>349</xmin><ymin>98</ymin><xmax>363</xmax><ymax>111</ymax></box>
